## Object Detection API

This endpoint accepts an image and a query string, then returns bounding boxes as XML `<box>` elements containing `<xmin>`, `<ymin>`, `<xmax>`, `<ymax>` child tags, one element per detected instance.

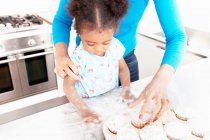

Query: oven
<box><xmin>17</xmin><ymin>47</ymin><xmax>56</xmax><ymax>96</ymax></box>
<box><xmin>0</xmin><ymin>14</ymin><xmax>57</xmax><ymax>104</ymax></box>
<box><xmin>0</xmin><ymin>55</ymin><xmax>22</xmax><ymax>103</ymax></box>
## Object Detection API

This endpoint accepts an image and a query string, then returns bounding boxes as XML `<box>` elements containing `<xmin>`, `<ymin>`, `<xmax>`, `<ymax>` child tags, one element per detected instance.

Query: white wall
<box><xmin>137</xmin><ymin>0</ymin><xmax>210</xmax><ymax>33</ymax></box>
<box><xmin>0</xmin><ymin>0</ymin><xmax>59</xmax><ymax>16</ymax></box>
<box><xmin>0</xmin><ymin>0</ymin><xmax>209</xmax><ymax>32</ymax></box>
<box><xmin>179</xmin><ymin>0</ymin><xmax>210</xmax><ymax>32</ymax></box>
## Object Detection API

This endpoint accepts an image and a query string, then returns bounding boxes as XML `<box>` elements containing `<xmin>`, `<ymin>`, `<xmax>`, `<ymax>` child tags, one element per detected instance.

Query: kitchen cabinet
<box><xmin>135</xmin><ymin>33</ymin><xmax>206</xmax><ymax>79</ymax></box>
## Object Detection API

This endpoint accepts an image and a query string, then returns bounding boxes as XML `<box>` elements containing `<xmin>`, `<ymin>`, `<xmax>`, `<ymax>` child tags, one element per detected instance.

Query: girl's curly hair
<box><xmin>68</xmin><ymin>0</ymin><xmax>128</xmax><ymax>34</ymax></box>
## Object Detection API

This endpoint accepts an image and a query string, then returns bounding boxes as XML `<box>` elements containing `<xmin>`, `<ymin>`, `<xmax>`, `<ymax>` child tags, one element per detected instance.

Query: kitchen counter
<box><xmin>0</xmin><ymin>58</ymin><xmax>210</xmax><ymax>140</ymax></box>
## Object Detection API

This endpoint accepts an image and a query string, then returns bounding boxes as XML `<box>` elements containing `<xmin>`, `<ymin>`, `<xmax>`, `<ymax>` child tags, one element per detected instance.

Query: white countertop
<box><xmin>169</xmin><ymin>58</ymin><xmax>210</xmax><ymax>117</ymax></box>
<box><xmin>0</xmin><ymin>58</ymin><xmax>210</xmax><ymax>140</ymax></box>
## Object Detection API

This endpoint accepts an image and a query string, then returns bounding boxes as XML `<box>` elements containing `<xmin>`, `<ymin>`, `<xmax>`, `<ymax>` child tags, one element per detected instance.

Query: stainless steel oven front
<box><xmin>0</xmin><ymin>29</ymin><xmax>57</xmax><ymax>104</ymax></box>
<box><xmin>17</xmin><ymin>47</ymin><xmax>56</xmax><ymax>96</ymax></box>
<box><xmin>0</xmin><ymin>55</ymin><xmax>22</xmax><ymax>103</ymax></box>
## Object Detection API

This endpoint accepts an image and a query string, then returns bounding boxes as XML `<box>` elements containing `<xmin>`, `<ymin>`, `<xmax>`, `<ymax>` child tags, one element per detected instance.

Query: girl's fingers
<box><xmin>82</xmin><ymin>112</ymin><xmax>101</xmax><ymax>124</ymax></box>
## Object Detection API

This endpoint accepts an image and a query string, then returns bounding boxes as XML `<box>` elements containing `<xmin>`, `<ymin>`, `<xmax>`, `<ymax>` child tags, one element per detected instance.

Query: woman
<box><xmin>52</xmin><ymin>0</ymin><xmax>187</xmax><ymax>122</ymax></box>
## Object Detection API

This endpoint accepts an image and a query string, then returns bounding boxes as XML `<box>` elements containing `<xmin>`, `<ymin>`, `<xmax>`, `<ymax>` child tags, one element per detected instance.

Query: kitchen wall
<box><xmin>0</xmin><ymin>0</ymin><xmax>209</xmax><ymax>32</ymax></box>
<box><xmin>138</xmin><ymin>0</ymin><xmax>210</xmax><ymax>33</ymax></box>
<box><xmin>0</xmin><ymin>0</ymin><xmax>59</xmax><ymax>16</ymax></box>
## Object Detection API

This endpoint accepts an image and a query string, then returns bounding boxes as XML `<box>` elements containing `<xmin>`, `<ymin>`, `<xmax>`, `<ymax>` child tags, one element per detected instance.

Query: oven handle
<box><xmin>0</xmin><ymin>57</ymin><xmax>16</xmax><ymax>64</ymax></box>
<box><xmin>17</xmin><ymin>49</ymin><xmax>54</xmax><ymax>60</ymax></box>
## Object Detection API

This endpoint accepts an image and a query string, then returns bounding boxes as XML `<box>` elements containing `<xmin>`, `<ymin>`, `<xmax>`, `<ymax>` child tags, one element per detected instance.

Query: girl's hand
<box><xmin>118</xmin><ymin>86</ymin><xmax>136</xmax><ymax>105</ymax></box>
<box><xmin>129</xmin><ymin>64</ymin><xmax>174</xmax><ymax>122</ymax></box>
<box><xmin>80</xmin><ymin>109</ymin><xmax>101</xmax><ymax>124</ymax></box>
<box><xmin>54</xmin><ymin>55</ymin><xmax>80</xmax><ymax>80</ymax></box>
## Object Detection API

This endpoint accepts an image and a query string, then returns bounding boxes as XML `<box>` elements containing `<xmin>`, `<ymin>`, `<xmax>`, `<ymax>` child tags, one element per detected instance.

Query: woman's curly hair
<box><xmin>68</xmin><ymin>0</ymin><xmax>129</xmax><ymax>34</ymax></box>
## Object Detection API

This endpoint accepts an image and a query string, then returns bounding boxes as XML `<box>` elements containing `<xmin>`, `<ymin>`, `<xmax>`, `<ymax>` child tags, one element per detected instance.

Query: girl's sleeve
<box><xmin>52</xmin><ymin>0</ymin><xmax>73</xmax><ymax>46</ymax></box>
<box><xmin>68</xmin><ymin>47</ymin><xmax>86</xmax><ymax>75</ymax></box>
<box><xmin>154</xmin><ymin>0</ymin><xmax>187</xmax><ymax>70</ymax></box>
<box><xmin>112</xmin><ymin>38</ymin><xmax>126</xmax><ymax>61</ymax></box>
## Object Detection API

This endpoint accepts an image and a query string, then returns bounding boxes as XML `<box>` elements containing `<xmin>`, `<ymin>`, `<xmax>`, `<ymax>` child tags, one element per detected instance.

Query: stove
<box><xmin>0</xmin><ymin>14</ymin><xmax>57</xmax><ymax>104</ymax></box>
<box><xmin>0</xmin><ymin>14</ymin><xmax>49</xmax><ymax>34</ymax></box>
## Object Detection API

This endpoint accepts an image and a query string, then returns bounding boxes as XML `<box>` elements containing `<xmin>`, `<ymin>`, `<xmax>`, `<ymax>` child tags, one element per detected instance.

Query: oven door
<box><xmin>17</xmin><ymin>48</ymin><xmax>57</xmax><ymax>96</ymax></box>
<box><xmin>0</xmin><ymin>55</ymin><xmax>23</xmax><ymax>104</ymax></box>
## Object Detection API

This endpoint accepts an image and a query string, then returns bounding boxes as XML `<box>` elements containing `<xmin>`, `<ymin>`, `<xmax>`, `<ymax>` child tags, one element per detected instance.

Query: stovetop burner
<box><xmin>0</xmin><ymin>14</ymin><xmax>45</xmax><ymax>33</ymax></box>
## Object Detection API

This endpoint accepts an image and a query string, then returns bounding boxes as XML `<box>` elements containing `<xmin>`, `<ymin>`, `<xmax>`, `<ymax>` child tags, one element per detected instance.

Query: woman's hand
<box><xmin>54</xmin><ymin>42</ymin><xmax>80</xmax><ymax>80</ymax></box>
<box><xmin>54</xmin><ymin>55</ymin><xmax>80</xmax><ymax>80</ymax></box>
<box><xmin>129</xmin><ymin>64</ymin><xmax>174</xmax><ymax>122</ymax></box>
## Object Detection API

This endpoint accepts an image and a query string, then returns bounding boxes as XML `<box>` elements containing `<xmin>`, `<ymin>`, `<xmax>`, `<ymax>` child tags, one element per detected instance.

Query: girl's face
<box><xmin>80</xmin><ymin>28</ymin><xmax>115</xmax><ymax>56</ymax></box>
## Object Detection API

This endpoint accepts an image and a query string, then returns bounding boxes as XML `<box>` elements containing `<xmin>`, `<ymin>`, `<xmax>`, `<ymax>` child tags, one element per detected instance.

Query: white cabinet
<box><xmin>135</xmin><ymin>33</ymin><xmax>205</xmax><ymax>79</ymax></box>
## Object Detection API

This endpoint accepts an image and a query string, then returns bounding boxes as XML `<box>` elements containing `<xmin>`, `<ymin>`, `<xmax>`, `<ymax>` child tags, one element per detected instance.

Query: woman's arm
<box><xmin>154</xmin><ymin>0</ymin><xmax>187</xmax><ymax>70</ymax></box>
<box><xmin>52</xmin><ymin>0</ymin><xmax>80</xmax><ymax>79</ymax></box>
<box><xmin>54</xmin><ymin>42</ymin><xmax>79</xmax><ymax>79</ymax></box>
<box><xmin>52</xmin><ymin>0</ymin><xmax>73</xmax><ymax>45</ymax></box>
<box><xmin>130</xmin><ymin>0</ymin><xmax>186</xmax><ymax>122</ymax></box>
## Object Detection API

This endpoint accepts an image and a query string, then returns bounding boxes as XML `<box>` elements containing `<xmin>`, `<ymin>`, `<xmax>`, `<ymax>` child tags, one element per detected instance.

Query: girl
<box><xmin>63</xmin><ymin>0</ymin><xmax>134</xmax><ymax>123</ymax></box>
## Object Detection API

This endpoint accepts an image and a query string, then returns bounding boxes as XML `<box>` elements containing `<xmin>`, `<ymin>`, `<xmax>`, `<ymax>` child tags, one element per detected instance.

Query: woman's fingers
<box><xmin>150</xmin><ymin>97</ymin><xmax>162</xmax><ymax>122</ymax></box>
<box><xmin>63</xmin><ymin>64</ymin><xmax>80</xmax><ymax>80</ymax></box>
<box><xmin>129</xmin><ymin>92</ymin><xmax>144</xmax><ymax>108</ymax></box>
<box><xmin>139</xmin><ymin>95</ymin><xmax>151</xmax><ymax>118</ymax></box>
<box><xmin>157</xmin><ymin>99</ymin><xmax>170</xmax><ymax>119</ymax></box>
<box><xmin>54</xmin><ymin>56</ymin><xmax>80</xmax><ymax>80</ymax></box>
<box><xmin>54</xmin><ymin>67</ymin><xmax>66</xmax><ymax>78</ymax></box>
<box><xmin>67</xmin><ymin>60</ymin><xmax>79</xmax><ymax>75</ymax></box>
<box><xmin>55</xmin><ymin>65</ymin><xmax>77</xmax><ymax>80</ymax></box>
<box><xmin>65</xmin><ymin>59</ymin><xmax>80</xmax><ymax>80</ymax></box>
